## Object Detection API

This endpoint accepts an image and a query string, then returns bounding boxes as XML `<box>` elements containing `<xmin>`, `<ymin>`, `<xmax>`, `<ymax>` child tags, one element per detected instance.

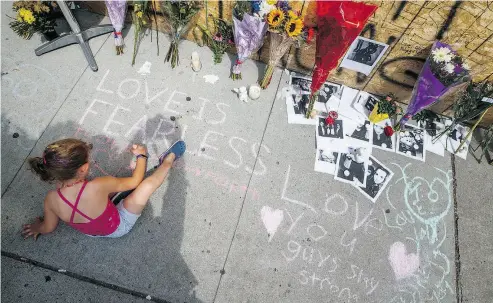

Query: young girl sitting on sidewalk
<box><xmin>22</xmin><ymin>138</ymin><xmax>186</xmax><ymax>239</ymax></box>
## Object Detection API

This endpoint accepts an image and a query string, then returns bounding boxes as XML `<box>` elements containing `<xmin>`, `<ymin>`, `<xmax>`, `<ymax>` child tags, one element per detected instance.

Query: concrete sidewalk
<box><xmin>2</xmin><ymin>5</ymin><xmax>492</xmax><ymax>303</ymax></box>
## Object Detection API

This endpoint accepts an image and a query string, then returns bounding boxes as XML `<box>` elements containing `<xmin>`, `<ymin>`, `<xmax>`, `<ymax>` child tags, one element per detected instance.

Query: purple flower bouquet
<box><xmin>231</xmin><ymin>13</ymin><xmax>267</xmax><ymax>80</ymax></box>
<box><xmin>105</xmin><ymin>0</ymin><xmax>127</xmax><ymax>55</ymax></box>
<box><xmin>398</xmin><ymin>41</ymin><xmax>471</xmax><ymax>128</ymax></box>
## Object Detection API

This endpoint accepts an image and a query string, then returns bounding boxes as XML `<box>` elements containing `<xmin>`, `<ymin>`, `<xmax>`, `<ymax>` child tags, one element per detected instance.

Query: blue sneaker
<box><xmin>158</xmin><ymin>140</ymin><xmax>186</xmax><ymax>165</ymax></box>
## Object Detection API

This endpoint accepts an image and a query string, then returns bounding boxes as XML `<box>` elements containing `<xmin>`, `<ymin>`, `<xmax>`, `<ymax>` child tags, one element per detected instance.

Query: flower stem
<box><xmin>305</xmin><ymin>92</ymin><xmax>318</xmax><ymax>119</ymax></box>
<box><xmin>260</xmin><ymin>65</ymin><xmax>275</xmax><ymax>89</ymax></box>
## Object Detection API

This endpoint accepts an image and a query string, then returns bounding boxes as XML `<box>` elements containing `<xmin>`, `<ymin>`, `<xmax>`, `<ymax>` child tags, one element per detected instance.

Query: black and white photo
<box><xmin>290</xmin><ymin>75</ymin><xmax>311</xmax><ymax>95</ymax></box>
<box><xmin>335</xmin><ymin>146</ymin><xmax>371</xmax><ymax>187</ymax></box>
<box><xmin>372</xmin><ymin>119</ymin><xmax>396</xmax><ymax>152</ymax></box>
<box><xmin>314</xmin><ymin>149</ymin><xmax>339</xmax><ymax>175</ymax></box>
<box><xmin>340</xmin><ymin>37</ymin><xmax>389</xmax><ymax>75</ymax></box>
<box><xmin>356</xmin><ymin>156</ymin><xmax>394</xmax><ymax>203</ymax></box>
<box><xmin>317</xmin><ymin>117</ymin><xmax>344</xmax><ymax>139</ymax></box>
<box><xmin>396</xmin><ymin>124</ymin><xmax>426</xmax><ymax>161</ymax></box>
<box><xmin>345</xmin><ymin>120</ymin><xmax>372</xmax><ymax>145</ymax></box>
<box><xmin>286</xmin><ymin>94</ymin><xmax>317</xmax><ymax>125</ymax></box>
<box><xmin>318</xmin><ymin>82</ymin><xmax>343</xmax><ymax>103</ymax></box>
<box><xmin>352</xmin><ymin>91</ymin><xmax>380</xmax><ymax>119</ymax></box>
<box><xmin>419</xmin><ymin>118</ymin><xmax>446</xmax><ymax>156</ymax></box>
<box><xmin>445</xmin><ymin>122</ymin><xmax>470</xmax><ymax>160</ymax></box>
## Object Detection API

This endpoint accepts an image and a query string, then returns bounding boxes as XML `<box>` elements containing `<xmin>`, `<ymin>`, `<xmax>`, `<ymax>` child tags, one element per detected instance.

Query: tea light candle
<box><xmin>248</xmin><ymin>85</ymin><xmax>261</xmax><ymax>100</ymax></box>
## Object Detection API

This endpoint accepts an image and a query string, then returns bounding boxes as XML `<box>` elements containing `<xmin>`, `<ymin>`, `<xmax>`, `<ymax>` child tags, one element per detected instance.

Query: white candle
<box><xmin>191</xmin><ymin>52</ymin><xmax>201</xmax><ymax>72</ymax></box>
<box><xmin>249</xmin><ymin>85</ymin><xmax>261</xmax><ymax>100</ymax></box>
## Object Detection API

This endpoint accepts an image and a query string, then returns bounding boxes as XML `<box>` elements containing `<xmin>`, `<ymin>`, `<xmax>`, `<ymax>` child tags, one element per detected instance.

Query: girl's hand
<box><xmin>130</xmin><ymin>144</ymin><xmax>147</xmax><ymax>156</ymax></box>
<box><xmin>22</xmin><ymin>217</ymin><xmax>43</xmax><ymax>241</ymax></box>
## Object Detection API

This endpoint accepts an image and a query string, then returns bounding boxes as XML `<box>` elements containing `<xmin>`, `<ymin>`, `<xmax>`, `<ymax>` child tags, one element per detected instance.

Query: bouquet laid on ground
<box><xmin>259</xmin><ymin>1</ymin><xmax>314</xmax><ymax>89</ymax></box>
<box><xmin>200</xmin><ymin>17</ymin><xmax>234</xmax><ymax>64</ymax></box>
<box><xmin>9</xmin><ymin>1</ymin><xmax>58</xmax><ymax>40</ymax></box>
<box><xmin>160</xmin><ymin>0</ymin><xmax>202</xmax><ymax>68</ymax></box>
<box><xmin>131</xmin><ymin>1</ymin><xmax>150</xmax><ymax>65</ymax></box>
<box><xmin>435</xmin><ymin>81</ymin><xmax>493</xmax><ymax>149</ymax></box>
<box><xmin>105</xmin><ymin>0</ymin><xmax>128</xmax><ymax>55</ymax></box>
<box><xmin>397</xmin><ymin>41</ymin><xmax>471</xmax><ymax>129</ymax></box>
<box><xmin>369</xmin><ymin>93</ymin><xmax>402</xmax><ymax>124</ymax></box>
<box><xmin>305</xmin><ymin>0</ymin><xmax>377</xmax><ymax>118</ymax></box>
<box><xmin>230</xmin><ymin>2</ymin><xmax>267</xmax><ymax>80</ymax></box>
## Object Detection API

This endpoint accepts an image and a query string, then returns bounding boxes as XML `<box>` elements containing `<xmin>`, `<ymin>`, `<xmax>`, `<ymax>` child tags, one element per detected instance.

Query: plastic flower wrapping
<box><xmin>305</xmin><ymin>0</ymin><xmax>377</xmax><ymax>118</ymax></box>
<box><xmin>259</xmin><ymin>0</ymin><xmax>314</xmax><ymax>89</ymax></box>
<box><xmin>398</xmin><ymin>41</ymin><xmax>471</xmax><ymax>128</ymax></box>
<box><xmin>105</xmin><ymin>0</ymin><xmax>128</xmax><ymax>55</ymax></box>
<box><xmin>231</xmin><ymin>13</ymin><xmax>267</xmax><ymax>80</ymax></box>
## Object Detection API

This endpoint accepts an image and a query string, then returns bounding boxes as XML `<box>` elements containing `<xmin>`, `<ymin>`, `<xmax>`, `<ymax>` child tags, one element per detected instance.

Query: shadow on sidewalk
<box><xmin>1</xmin><ymin>113</ymin><xmax>201</xmax><ymax>302</ymax></box>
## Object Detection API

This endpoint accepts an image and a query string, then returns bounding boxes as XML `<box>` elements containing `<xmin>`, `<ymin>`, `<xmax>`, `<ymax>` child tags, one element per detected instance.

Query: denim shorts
<box><xmin>91</xmin><ymin>201</ymin><xmax>140</xmax><ymax>238</ymax></box>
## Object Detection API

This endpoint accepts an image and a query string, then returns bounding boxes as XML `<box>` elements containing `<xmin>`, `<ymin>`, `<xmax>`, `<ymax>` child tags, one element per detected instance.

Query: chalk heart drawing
<box><xmin>260</xmin><ymin>206</ymin><xmax>284</xmax><ymax>242</ymax></box>
<box><xmin>388</xmin><ymin>242</ymin><xmax>420</xmax><ymax>280</ymax></box>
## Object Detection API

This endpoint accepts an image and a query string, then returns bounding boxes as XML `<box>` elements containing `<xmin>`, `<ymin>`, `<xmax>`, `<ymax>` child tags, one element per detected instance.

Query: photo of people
<box><xmin>346</xmin><ymin>120</ymin><xmax>371</xmax><ymax>143</ymax></box>
<box><xmin>340</xmin><ymin>37</ymin><xmax>389</xmax><ymax>75</ymax></box>
<box><xmin>317</xmin><ymin>117</ymin><xmax>343</xmax><ymax>139</ymax></box>
<box><xmin>419</xmin><ymin>119</ymin><xmax>447</xmax><ymax>156</ymax></box>
<box><xmin>352</xmin><ymin>91</ymin><xmax>381</xmax><ymax>119</ymax></box>
<box><xmin>372</xmin><ymin>120</ymin><xmax>395</xmax><ymax>152</ymax></box>
<box><xmin>396</xmin><ymin>124</ymin><xmax>426</xmax><ymax>161</ymax></box>
<box><xmin>318</xmin><ymin>82</ymin><xmax>343</xmax><ymax>103</ymax></box>
<box><xmin>357</xmin><ymin>156</ymin><xmax>394</xmax><ymax>203</ymax></box>
<box><xmin>445</xmin><ymin>123</ymin><xmax>471</xmax><ymax>160</ymax></box>
<box><xmin>290</xmin><ymin>75</ymin><xmax>311</xmax><ymax>95</ymax></box>
<box><xmin>335</xmin><ymin>146</ymin><xmax>370</xmax><ymax>187</ymax></box>
<box><xmin>286</xmin><ymin>94</ymin><xmax>318</xmax><ymax>125</ymax></box>
<box><xmin>314</xmin><ymin>149</ymin><xmax>339</xmax><ymax>175</ymax></box>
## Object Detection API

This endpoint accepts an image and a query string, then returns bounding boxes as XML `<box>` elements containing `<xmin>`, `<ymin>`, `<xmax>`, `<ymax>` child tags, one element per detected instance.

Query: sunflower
<box><xmin>288</xmin><ymin>10</ymin><xmax>299</xmax><ymax>20</ymax></box>
<box><xmin>267</xmin><ymin>9</ymin><xmax>285</xmax><ymax>27</ymax></box>
<box><xmin>285</xmin><ymin>18</ymin><xmax>303</xmax><ymax>37</ymax></box>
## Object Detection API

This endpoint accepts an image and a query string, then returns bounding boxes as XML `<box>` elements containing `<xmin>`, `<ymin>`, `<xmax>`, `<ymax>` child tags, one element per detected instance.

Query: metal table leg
<box><xmin>35</xmin><ymin>1</ymin><xmax>114</xmax><ymax>72</ymax></box>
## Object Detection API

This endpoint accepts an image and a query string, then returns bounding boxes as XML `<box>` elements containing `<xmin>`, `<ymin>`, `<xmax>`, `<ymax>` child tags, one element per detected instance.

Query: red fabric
<box><xmin>310</xmin><ymin>1</ymin><xmax>377</xmax><ymax>94</ymax></box>
<box><xmin>58</xmin><ymin>182</ymin><xmax>120</xmax><ymax>236</ymax></box>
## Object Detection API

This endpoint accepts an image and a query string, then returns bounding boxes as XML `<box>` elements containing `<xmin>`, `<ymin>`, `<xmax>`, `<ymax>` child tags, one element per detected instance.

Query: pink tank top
<box><xmin>57</xmin><ymin>181</ymin><xmax>120</xmax><ymax>236</ymax></box>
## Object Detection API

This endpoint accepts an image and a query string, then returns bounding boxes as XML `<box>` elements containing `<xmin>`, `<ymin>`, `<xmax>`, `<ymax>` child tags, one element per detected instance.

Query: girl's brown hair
<box><xmin>28</xmin><ymin>138</ymin><xmax>92</xmax><ymax>182</ymax></box>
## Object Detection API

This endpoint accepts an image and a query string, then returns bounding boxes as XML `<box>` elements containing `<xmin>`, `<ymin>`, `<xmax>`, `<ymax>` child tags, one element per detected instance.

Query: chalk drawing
<box><xmin>137</xmin><ymin>61</ymin><xmax>152</xmax><ymax>76</ymax></box>
<box><xmin>281</xmin><ymin>165</ymin><xmax>317</xmax><ymax>213</ymax></box>
<box><xmin>260</xmin><ymin>206</ymin><xmax>284</xmax><ymax>242</ymax></box>
<box><xmin>203</xmin><ymin>74</ymin><xmax>219</xmax><ymax>84</ymax></box>
<box><xmin>381</xmin><ymin>163</ymin><xmax>454</xmax><ymax>302</ymax></box>
<box><xmin>388</xmin><ymin>242</ymin><xmax>420</xmax><ymax>280</ymax></box>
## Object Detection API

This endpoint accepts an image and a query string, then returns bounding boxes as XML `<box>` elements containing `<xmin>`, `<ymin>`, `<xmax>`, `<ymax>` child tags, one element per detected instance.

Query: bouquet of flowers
<box><xmin>105</xmin><ymin>0</ymin><xmax>128</xmax><ymax>55</ymax></box>
<box><xmin>435</xmin><ymin>81</ymin><xmax>493</xmax><ymax>147</ymax></box>
<box><xmin>9</xmin><ymin>1</ymin><xmax>58</xmax><ymax>40</ymax></box>
<box><xmin>259</xmin><ymin>1</ymin><xmax>313</xmax><ymax>89</ymax></box>
<box><xmin>230</xmin><ymin>2</ymin><xmax>267</xmax><ymax>80</ymax></box>
<box><xmin>160</xmin><ymin>0</ymin><xmax>202</xmax><ymax>68</ymax></box>
<box><xmin>199</xmin><ymin>17</ymin><xmax>234</xmax><ymax>64</ymax></box>
<box><xmin>131</xmin><ymin>1</ymin><xmax>150</xmax><ymax>65</ymax></box>
<box><xmin>305</xmin><ymin>0</ymin><xmax>377</xmax><ymax>118</ymax></box>
<box><xmin>397</xmin><ymin>41</ymin><xmax>471</xmax><ymax>129</ymax></box>
<box><xmin>369</xmin><ymin>93</ymin><xmax>402</xmax><ymax>124</ymax></box>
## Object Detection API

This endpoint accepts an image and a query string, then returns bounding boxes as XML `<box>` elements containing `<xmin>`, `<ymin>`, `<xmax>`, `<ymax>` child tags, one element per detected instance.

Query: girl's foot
<box><xmin>158</xmin><ymin>140</ymin><xmax>186</xmax><ymax>165</ymax></box>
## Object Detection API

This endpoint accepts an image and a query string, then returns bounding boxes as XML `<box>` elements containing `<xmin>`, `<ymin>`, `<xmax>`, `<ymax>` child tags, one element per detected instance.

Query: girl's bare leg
<box><xmin>123</xmin><ymin>153</ymin><xmax>176</xmax><ymax>215</ymax></box>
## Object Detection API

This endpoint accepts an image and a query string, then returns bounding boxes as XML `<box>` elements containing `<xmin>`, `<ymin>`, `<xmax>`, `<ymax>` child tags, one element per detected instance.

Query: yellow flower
<box><xmin>266</xmin><ymin>0</ymin><xmax>277</xmax><ymax>5</ymax></box>
<box><xmin>288</xmin><ymin>10</ymin><xmax>299</xmax><ymax>20</ymax></box>
<box><xmin>267</xmin><ymin>9</ymin><xmax>285</xmax><ymax>27</ymax></box>
<box><xmin>19</xmin><ymin>8</ymin><xmax>35</xmax><ymax>24</ymax></box>
<box><xmin>285</xmin><ymin>18</ymin><xmax>303</xmax><ymax>37</ymax></box>
<box><xmin>136</xmin><ymin>11</ymin><xmax>143</xmax><ymax>18</ymax></box>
